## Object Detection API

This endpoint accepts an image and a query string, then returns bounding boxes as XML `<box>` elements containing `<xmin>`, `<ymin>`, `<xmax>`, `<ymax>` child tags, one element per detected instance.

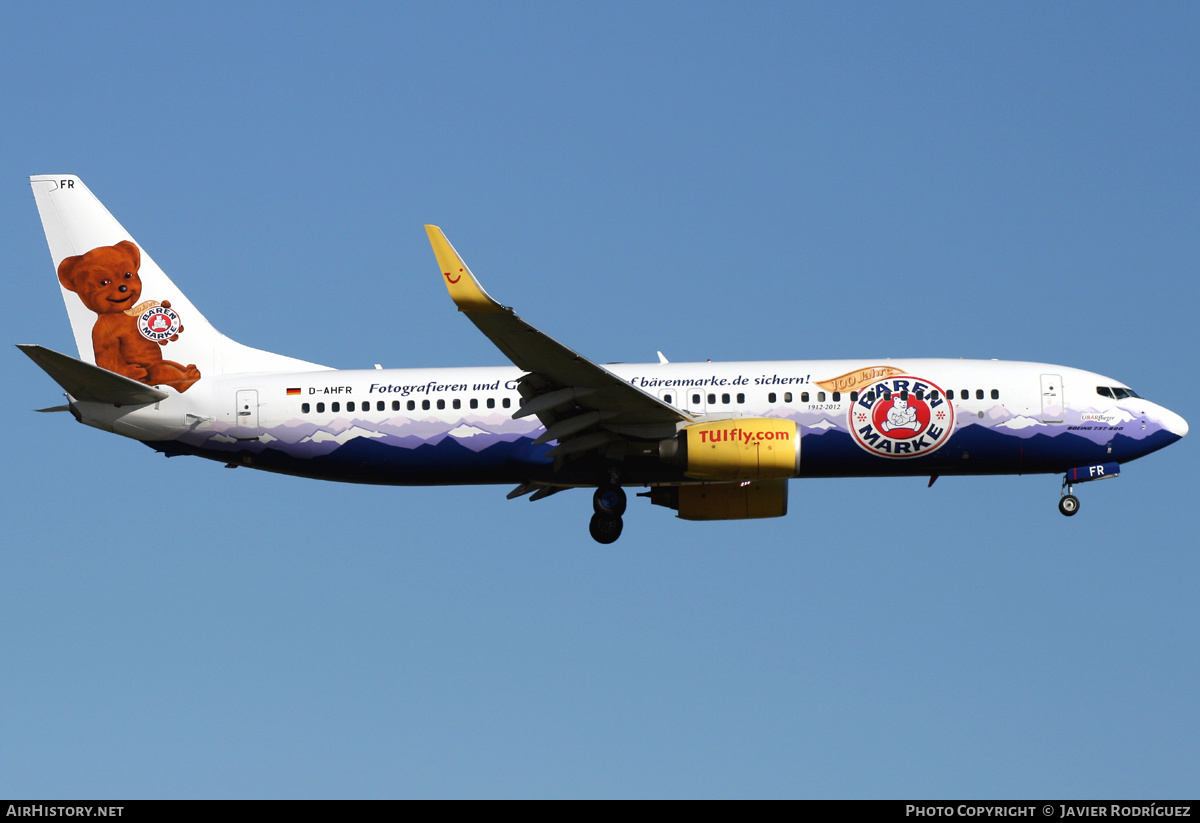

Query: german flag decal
<box><xmin>286</xmin><ymin>388</ymin><xmax>301</xmax><ymax>396</ymax></box>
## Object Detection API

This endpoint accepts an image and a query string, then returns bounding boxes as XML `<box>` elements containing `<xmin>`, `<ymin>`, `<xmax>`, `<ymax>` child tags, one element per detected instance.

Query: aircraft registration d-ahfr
<box><xmin>21</xmin><ymin>175</ymin><xmax>1189</xmax><ymax>543</ymax></box>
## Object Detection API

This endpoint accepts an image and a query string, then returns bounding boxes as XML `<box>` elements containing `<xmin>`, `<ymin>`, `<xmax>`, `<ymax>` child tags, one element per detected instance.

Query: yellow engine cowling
<box><xmin>662</xmin><ymin>418</ymin><xmax>800</xmax><ymax>480</ymax></box>
<box><xmin>644</xmin><ymin>479</ymin><xmax>789</xmax><ymax>520</ymax></box>
<box><xmin>679</xmin><ymin>479</ymin><xmax>788</xmax><ymax>520</ymax></box>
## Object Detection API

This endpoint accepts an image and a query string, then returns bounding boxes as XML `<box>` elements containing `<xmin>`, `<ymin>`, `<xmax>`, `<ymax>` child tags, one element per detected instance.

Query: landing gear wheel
<box><xmin>593</xmin><ymin>485</ymin><xmax>627</xmax><ymax>517</ymax></box>
<box><xmin>1058</xmin><ymin>495</ymin><xmax>1080</xmax><ymax>516</ymax></box>
<box><xmin>589</xmin><ymin>513</ymin><xmax>624</xmax><ymax>544</ymax></box>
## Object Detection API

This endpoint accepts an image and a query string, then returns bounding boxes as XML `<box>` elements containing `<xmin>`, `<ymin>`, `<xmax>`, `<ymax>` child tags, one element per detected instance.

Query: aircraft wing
<box><xmin>425</xmin><ymin>227</ymin><xmax>691</xmax><ymax>457</ymax></box>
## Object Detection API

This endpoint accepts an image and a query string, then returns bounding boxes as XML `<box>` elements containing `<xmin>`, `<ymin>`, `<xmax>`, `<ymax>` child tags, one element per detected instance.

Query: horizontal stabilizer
<box><xmin>17</xmin><ymin>344</ymin><xmax>168</xmax><ymax>405</ymax></box>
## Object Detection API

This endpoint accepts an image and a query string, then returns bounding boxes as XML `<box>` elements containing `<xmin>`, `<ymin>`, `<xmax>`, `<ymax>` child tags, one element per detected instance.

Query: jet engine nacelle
<box><xmin>644</xmin><ymin>479</ymin><xmax>789</xmax><ymax>520</ymax></box>
<box><xmin>660</xmin><ymin>418</ymin><xmax>800</xmax><ymax>480</ymax></box>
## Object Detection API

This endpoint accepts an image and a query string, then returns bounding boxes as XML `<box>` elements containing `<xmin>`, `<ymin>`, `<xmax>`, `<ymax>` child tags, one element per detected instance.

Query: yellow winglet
<box><xmin>425</xmin><ymin>225</ymin><xmax>506</xmax><ymax>314</ymax></box>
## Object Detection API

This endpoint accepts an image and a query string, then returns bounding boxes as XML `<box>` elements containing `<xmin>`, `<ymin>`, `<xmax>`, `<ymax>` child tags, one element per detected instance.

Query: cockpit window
<box><xmin>1099</xmin><ymin>386</ymin><xmax>1141</xmax><ymax>400</ymax></box>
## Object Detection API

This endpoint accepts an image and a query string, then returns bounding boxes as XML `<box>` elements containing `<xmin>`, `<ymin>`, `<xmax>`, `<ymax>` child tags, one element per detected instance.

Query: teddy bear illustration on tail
<box><xmin>57</xmin><ymin>240</ymin><xmax>202</xmax><ymax>393</ymax></box>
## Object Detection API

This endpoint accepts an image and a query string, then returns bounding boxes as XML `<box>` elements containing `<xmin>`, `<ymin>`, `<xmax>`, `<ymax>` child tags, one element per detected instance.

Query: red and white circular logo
<box><xmin>137</xmin><ymin>304</ymin><xmax>182</xmax><ymax>342</ymax></box>
<box><xmin>848</xmin><ymin>375</ymin><xmax>955</xmax><ymax>458</ymax></box>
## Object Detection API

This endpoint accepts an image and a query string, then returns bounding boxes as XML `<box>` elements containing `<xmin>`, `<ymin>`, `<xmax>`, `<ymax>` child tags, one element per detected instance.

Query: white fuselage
<box><xmin>72</xmin><ymin>357</ymin><xmax>1188</xmax><ymax>488</ymax></box>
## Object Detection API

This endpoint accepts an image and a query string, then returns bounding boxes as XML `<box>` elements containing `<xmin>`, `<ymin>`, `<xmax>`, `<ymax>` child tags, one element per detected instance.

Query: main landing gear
<box><xmin>589</xmin><ymin>484</ymin><xmax>626</xmax><ymax>544</ymax></box>
<box><xmin>1059</xmin><ymin>477</ymin><xmax>1080</xmax><ymax>517</ymax></box>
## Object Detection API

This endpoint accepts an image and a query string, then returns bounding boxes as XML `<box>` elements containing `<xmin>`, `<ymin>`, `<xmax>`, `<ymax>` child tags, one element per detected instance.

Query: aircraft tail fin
<box><xmin>30</xmin><ymin>176</ymin><xmax>328</xmax><ymax>391</ymax></box>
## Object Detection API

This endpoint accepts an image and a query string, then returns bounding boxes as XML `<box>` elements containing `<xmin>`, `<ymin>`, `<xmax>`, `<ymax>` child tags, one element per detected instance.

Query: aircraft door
<box><xmin>1040</xmin><ymin>374</ymin><xmax>1063</xmax><ymax>423</ymax></box>
<box><xmin>236</xmin><ymin>389</ymin><xmax>260</xmax><ymax>439</ymax></box>
<box><xmin>684</xmin><ymin>388</ymin><xmax>706</xmax><ymax>414</ymax></box>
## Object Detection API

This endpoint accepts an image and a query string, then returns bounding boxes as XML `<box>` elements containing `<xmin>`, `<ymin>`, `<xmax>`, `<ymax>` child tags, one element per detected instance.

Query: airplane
<box><xmin>20</xmin><ymin>175</ymin><xmax>1189</xmax><ymax>543</ymax></box>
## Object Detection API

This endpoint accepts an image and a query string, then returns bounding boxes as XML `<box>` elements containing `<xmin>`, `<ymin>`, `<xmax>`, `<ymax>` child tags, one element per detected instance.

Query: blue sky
<box><xmin>1</xmin><ymin>1</ymin><xmax>1197</xmax><ymax>798</ymax></box>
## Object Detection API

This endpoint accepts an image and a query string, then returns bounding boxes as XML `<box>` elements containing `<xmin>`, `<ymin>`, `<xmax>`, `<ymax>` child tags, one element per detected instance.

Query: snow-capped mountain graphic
<box><xmin>996</xmin><ymin>416</ymin><xmax>1044</xmax><ymax>430</ymax></box>
<box><xmin>301</xmin><ymin>426</ymin><xmax>387</xmax><ymax>446</ymax></box>
<box><xmin>187</xmin><ymin>412</ymin><xmax>544</xmax><ymax>458</ymax></box>
<box><xmin>447</xmin><ymin>424</ymin><xmax>489</xmax><ymax>438</ymax></box>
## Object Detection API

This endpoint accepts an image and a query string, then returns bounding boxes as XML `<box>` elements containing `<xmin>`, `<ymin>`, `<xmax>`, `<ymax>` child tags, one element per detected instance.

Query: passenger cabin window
<box><xmin>849</xmin><ymin>391</ymin><xmax>858</xmax><ymax>402</ymax></box>
<box><xmin>817</xmin><ymin>392</ymin><xmax>826</xmax><ymax>402</ymax></box>
<box><xmin>783</xmin><ymin>392</ymin><xmax>792</xmax><ymax>403</ymax></box>
<box><xmin>487</xmin><ymin>398</ymin><xmax>495</xmax><ymax>409</ymax></box>
<box><xmin>708</xmin><ymin>394</ymin><xmax>716</xmax><ymax>404</ymax></box>
<box><xmin>736</xmin><ymin>393</ymin><xmax>745</xmax><ymax>404</ymax></box>
<box><xmin>437</xmin><ymin>399</ymin><xmax>445</xmax><ymax>410</ymax></box>
<box><xmin>503</xmin><ymin>398</ymin><xmax>511</xmax><ymax>408</ymax></box>
<box><xmin>721</xmin><ymin>393</ymin><xmax>730</xmax><ymax>404</ymax></box>
<box><xmin>422</xmin><ymin>400</ymin><xmax>430</xmax><ymax>410</ymax></box>
<box><xmin>975</xmin><ymin>389</ymin><xmax>984</xmax><ymax>400</ymax></box>
<box><xmin>316</xmin><ymin>402</ymin><xmax>325</xmax><ymax>413</ymax></box>
<box><xmin>832</xmin><ymin>392</ymin><xmax>841</xmax><ymax>402</ymax></box>
<box><xmin>331</xmin><ymin>402</ymin><xmax>340</xmax><ymax>413</ymax></box>
<box><xmin>347</xmin><ymin>401</ymin><xmax>355</xmax><ymax>412</ymax></box>
<box><xmin>470</xmin><ymin>398</ymin><xmax>478</xmax><ymax>409</ymax></box>
<box><xmin>799</xmin><ymin>392</ymin><xmax>807</xmax><ymax>403</ymax></box>
<box><xmin>991</xmin><ymin>389</ymin><xmax>1000</xmax><ymax>400</ymax></box>
<box><xmin>960</xmin><ymin>389</ymin><xmax>968</xmax><ymax>399</ymax></box>
<box><xmin>768</xmin><ymin>392</ymin><xmax>777</xmax><ymax>404</ymax></box>
<box><xmin>692</xmin><ymin>393</ymin><xmax>701</xmax><ymax>405</ymax></box>
<box><xmin>302</xmin><ymin>402</ymin><xmax>310</xmax><ymax>413</ymax></box>
<box><xmin>452</xmin><ymin>399</ymin><xmax>461</xmax><ymax>410</ymax></box>
<box><xmin>664</xmin><ymin>394</ymin><xmax>673</xmax><ymax>405</ymax></box>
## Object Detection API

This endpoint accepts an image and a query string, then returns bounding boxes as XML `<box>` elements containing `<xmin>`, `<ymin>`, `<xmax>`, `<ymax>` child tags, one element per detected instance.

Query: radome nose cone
<box><xmin>1164</xmin><ymin>408</ymin><xmax>1189</xmax><ymax>438</ymax></box>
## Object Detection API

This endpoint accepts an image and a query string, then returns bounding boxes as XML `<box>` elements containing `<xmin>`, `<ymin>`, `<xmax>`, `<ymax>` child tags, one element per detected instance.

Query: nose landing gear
<box><xmin>1057</xmin><ymin>462</ymin><xmax>1121</xmax><ymax>516</ymax></box>
<box><xmin>589</xmin><ymin>484</ymin><xmax>627</xmax><ymax>544</ymax></box>
<box><xmin>1059</xmin><ymin>478</ymin><xmax>1080</xmax><ymax>517</ymax></box>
